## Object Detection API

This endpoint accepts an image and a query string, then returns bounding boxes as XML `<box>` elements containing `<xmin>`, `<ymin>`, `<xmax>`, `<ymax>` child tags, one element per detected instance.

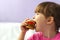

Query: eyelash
<box><xmin>37</xmin><ymin>13</ymin><xmax>39</xmax><ymax>15</ymax></box>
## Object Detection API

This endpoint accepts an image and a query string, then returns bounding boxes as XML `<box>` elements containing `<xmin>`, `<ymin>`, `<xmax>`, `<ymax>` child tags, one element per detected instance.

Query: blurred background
<box><xmin>0</xmin><ymin>0</ymin><xmax>60</xmax><ymax>40</ymax></box>
<box><xmin>0</xmin><ymin>0</ymin><xmax>60</xmax><ymax>22</ymax></box>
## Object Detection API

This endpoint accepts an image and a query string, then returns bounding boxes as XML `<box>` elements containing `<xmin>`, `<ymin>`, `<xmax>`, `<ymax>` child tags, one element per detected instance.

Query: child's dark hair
<box><xmin>35</xmin><ymin>2</ymin><xmax>60</xmax><ymax>32</ymax></box>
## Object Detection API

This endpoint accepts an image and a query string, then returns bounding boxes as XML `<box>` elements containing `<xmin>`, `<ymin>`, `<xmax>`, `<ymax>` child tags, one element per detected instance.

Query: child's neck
<box><xmin>43</xmin><ymin>30</ymin><xmax>57</xmax><ymax>38</ymax></box>
<box><xmin>42</xmin><ymin>26</ymin><xmax>57</xmax><ymax>38</ymax></box>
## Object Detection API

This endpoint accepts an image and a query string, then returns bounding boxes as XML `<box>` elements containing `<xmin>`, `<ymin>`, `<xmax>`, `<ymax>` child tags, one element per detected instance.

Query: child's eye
<box><xmin>37</xmin><ymin>13</ymin><xmax>39</xmax><ymax>15</ymax></box>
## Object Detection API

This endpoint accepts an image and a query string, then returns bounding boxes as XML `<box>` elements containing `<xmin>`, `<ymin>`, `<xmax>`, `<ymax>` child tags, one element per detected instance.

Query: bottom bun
<box><xmin>26</xmin><ymin>25</ymin><xmax>35</xmax><ymax>30</ymax></box>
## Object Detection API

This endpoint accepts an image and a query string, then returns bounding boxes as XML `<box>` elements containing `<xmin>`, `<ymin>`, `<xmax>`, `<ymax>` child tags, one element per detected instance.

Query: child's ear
<box><xmin>47</xmin><ymin>16</ymin><xmax>54</xmax><ymax>24</ymax></box>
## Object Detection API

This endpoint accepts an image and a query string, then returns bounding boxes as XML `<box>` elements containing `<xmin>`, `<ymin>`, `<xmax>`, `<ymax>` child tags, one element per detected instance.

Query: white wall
<box><xmin>0</xmin><ymin>23</ymin><xmax>35</xmax><ymax>40</ymax></box>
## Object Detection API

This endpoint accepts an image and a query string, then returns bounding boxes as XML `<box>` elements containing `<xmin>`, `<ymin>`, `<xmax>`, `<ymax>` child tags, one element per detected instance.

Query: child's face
<box><xmin>33</xmin><ymin>13</ymin><xmax>48</xmax><ymax>32</ymax></box>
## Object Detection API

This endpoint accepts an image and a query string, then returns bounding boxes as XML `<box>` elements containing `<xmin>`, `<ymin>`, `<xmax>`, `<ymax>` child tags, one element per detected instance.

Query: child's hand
<box><xmin>20</xmin><ymin>18</ymin><xmax>30</xmax><ymax>33</ymax></box>
<box><xmin>19</xmin><ymin>18</ymin><xmax>30</xmax><ymax>40</ymax></box>
<box><xmin>20</xmin><ymin>18</ymin><xmax>36</xmax><ymax>33</ymax></box>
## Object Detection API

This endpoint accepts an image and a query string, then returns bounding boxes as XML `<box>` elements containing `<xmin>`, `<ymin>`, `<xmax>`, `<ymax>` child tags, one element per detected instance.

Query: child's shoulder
<box><xmin>56</xmin><ymin>32</ymin><xmax>60</xmax><ymax>37</ymax></box>
<box><xmin>28</xmin><ymin>32</ymin><xmax>43</xmax><ymax>40</ymax></box>
<box><xmin>57</xmin><ymin>32</ymin><xmax>60</xmax><ymax>37</ymax></box>
<box><xmin>33</xmin><ymin>32</ymin><xmax>43</xmax><ymax>36</ymax></box>
<box><xmin>53</xmin><ymin>32</ymin><xmax>60</xmax><ymax>40</ymax></box>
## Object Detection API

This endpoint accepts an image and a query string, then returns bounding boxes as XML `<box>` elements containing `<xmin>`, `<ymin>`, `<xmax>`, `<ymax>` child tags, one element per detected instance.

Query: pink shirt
<box><xmin>28</xmin><ymin>32</ymin><xmax>60</xmax><ymax>40</ymax></box>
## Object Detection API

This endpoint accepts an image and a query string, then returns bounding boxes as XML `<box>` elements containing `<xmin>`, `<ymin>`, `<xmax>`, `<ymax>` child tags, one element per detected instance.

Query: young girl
<box><xmin>19</xmin><ymin>2</ymin><xmax>60</xmax><ymax>40</ymax></box>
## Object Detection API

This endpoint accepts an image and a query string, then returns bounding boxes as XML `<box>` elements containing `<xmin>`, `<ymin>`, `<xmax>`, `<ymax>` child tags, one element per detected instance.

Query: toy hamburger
<box><xmin>26</xmin><ymin>20</ymin><xmax>36</xmax><ymax>29</ymax></box>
